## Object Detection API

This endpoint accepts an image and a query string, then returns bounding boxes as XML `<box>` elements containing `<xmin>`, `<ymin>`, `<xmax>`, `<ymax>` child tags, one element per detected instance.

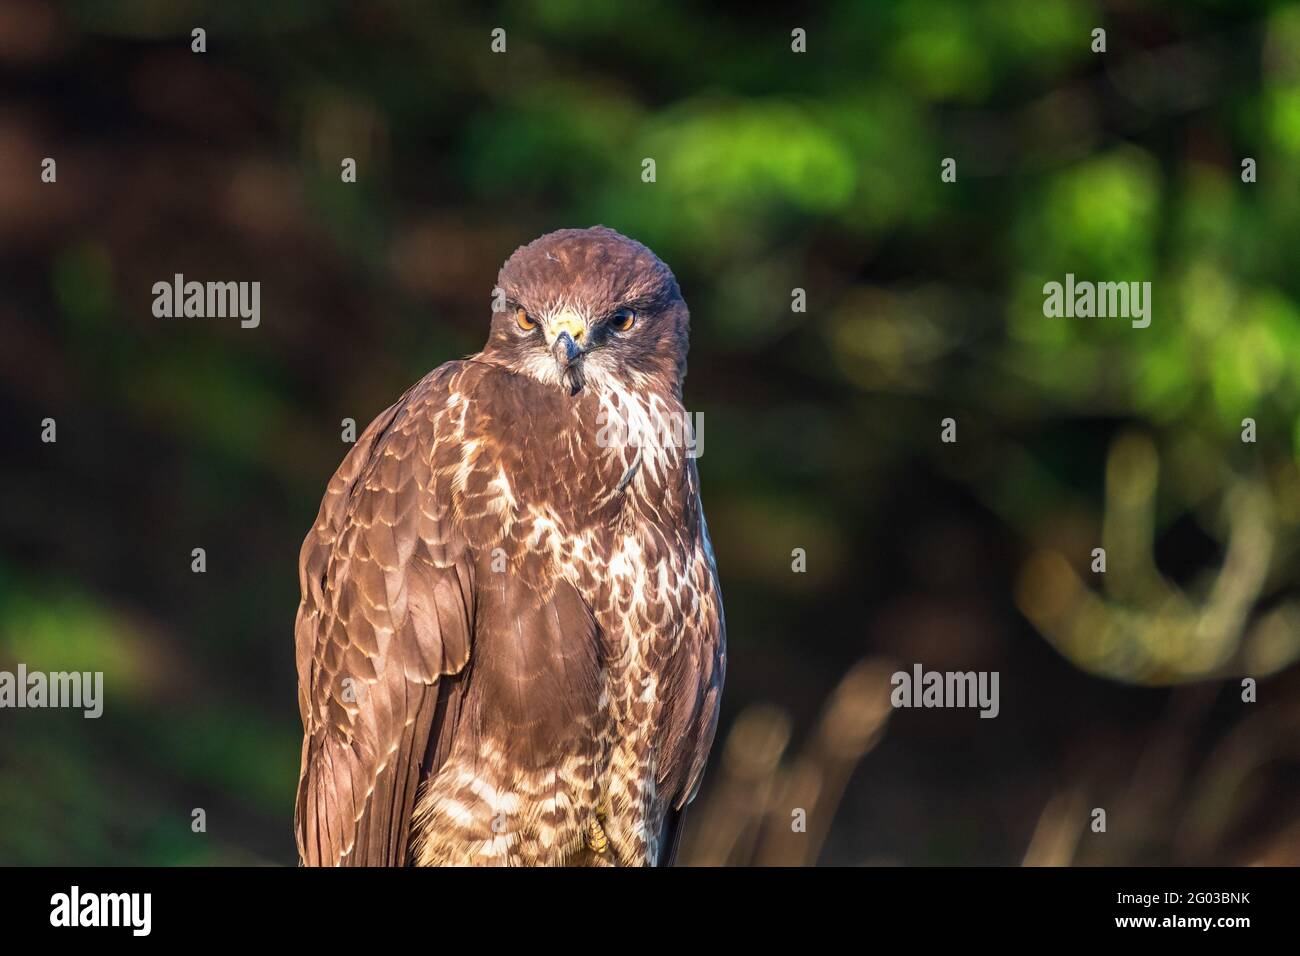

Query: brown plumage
<box><xmin>294</xmin><ymin>226</ymin><xmax>725</xmax><ymax>866</ymax></box>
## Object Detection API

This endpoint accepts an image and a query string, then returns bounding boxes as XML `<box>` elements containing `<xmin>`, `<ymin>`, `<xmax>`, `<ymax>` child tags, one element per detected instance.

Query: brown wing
<box><xmin>294</xmin><ymin>366</ymin><xmax>474</xmax><ymax>866</ymax></box>
<box><xmin>655</xmin><ymin>456</ymin><xmax>727</xmax><ymax>865</ymax></box>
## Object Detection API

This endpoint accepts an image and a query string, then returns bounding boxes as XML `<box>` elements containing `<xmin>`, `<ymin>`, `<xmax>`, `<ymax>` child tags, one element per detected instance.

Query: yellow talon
<box><xmin>586</xmin><ymin>819</ymin><xmax>609</xmax><ymax>854</ymax></box>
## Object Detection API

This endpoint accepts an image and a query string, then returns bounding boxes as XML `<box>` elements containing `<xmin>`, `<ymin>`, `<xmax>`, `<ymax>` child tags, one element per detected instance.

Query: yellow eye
<box><xmin>516</xmin><ymin>308</ymin><xmax>537</xmax><ymax>331</ymax></box>
<box><xmin>610</xmin><ymin>308</ymin><xmax>636</xmax><ymax>332</ymax></box>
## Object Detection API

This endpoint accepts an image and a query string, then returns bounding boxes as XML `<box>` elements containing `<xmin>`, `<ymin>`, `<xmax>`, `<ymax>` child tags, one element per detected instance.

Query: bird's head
<box><xmin>484</xmin><ymin>226</ymin><xmax>689</xmax><ymax>396</ymax></box>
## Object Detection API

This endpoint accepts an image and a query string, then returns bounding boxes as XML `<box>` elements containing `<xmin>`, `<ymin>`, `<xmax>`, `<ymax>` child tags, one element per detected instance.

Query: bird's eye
<box><xmin>609</xmin><ymin>307</ymin><xmax>636</xmax><ymax>332</ymax></box>
<box><xmin>516</xmin><ymin>308</ymin><xmax>537</xmax><ymax>331</ymax></box>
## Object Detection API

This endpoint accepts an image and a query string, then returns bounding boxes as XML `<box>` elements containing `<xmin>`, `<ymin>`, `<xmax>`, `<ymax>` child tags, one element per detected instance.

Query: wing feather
<box><xmin>294</xmin><ymin>366</ymin><xmax>476</xmax><ymax>866</ymax></box>
<box><xmin>655</xmin><ymin>457</ymin><xmax>727</xmax><ymax>864</ymax></box>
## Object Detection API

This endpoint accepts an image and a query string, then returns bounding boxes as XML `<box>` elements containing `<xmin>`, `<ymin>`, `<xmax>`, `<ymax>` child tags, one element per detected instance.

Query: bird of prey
<box><xmin>294</xmin><ymin>226</ymin><xmax>725</xmax><ymax>866</ymax></box>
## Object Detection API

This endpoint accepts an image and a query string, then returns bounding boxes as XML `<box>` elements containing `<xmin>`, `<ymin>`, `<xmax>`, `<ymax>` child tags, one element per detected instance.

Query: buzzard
<box><xmin>294</xmin><ymin>226</ymin><xmax>725</xmax><ymax>866</ymax></box>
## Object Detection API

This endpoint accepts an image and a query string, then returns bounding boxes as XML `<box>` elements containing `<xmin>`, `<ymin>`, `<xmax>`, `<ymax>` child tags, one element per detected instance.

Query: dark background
<box><xmin>1</xmin><ymin>0</ymin><xmax>1298</xmax><ymax>865</ymax></box>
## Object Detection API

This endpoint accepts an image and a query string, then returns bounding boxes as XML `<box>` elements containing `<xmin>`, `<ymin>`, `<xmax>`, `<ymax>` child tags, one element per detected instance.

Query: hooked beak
<box><xmin>545</xmin><ymin>310</ymin><xmax>587</xmax><ymax>370</ymax></box>
<box><xmin>544</xmin><ymin>310</ymin><xmax>587</xmax><ymax>394</ymax></box>
<box><xmin>552</xmin><ymin>329</ymin><xmax>581</xmax><ymax>368</ymax></box>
